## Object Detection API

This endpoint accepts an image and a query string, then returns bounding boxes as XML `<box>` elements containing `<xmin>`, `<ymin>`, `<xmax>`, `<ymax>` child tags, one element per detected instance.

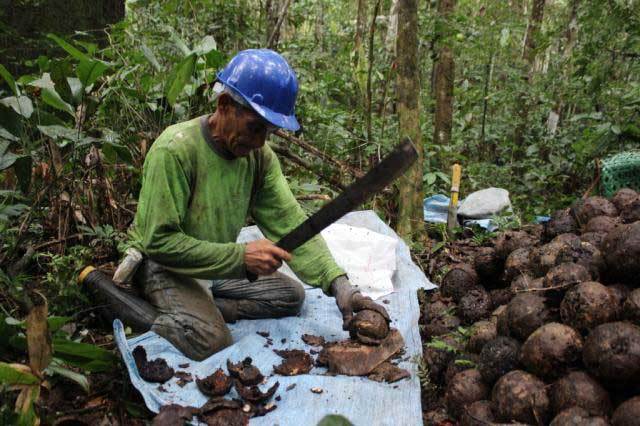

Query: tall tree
<box><xmin>365</xmin><ymin>0</ymin><xmax>382</xmax><ymax>145</ymax></box>
<box><xmin>432</xmin><ymin>0</ymin><xmax>456</xmax><ymax>148</ymax></box>
<box><xmin>395</xmin><ymin>0</ymin><xmax>424</xmax><ymax>241</ymax></box>
<box><xmin>385</xmin><ymin>0</ymin><xmax>399</xmax><ymax>54</ymax></box>
<box><xmin>513</xmin><ymin>0</ymin><xmax>546</xmax><ymax>149</ymax></box>
<box><xmin>265</xmin><ymin>0</ymin><xmax>292</xmax><ymax>48</ymax></box>
<box><xmin>548</xmin><ymin>0</ymin><xmax>580</xmax><ymax>135</ymax></box>
<box><xmin>354</xmin><ymin>0</ymin><xmax>369</xmax><ymax>104</ymax></box>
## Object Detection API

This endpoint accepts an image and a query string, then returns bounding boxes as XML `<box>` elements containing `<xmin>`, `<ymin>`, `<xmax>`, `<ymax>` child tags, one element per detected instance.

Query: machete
<box><xmin>248</xmin><ymin>137</ymin><xmax>418</xmax><ymax>281</ymax></box>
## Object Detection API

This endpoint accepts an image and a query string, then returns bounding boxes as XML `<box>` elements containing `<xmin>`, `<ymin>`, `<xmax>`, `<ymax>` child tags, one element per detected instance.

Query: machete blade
<box><xmin>276</xmin><ymin>137</ymin><xmax>418</xmax><ymax>252</ymax></box>
<box><xmin>247</xmin><ymin>137</ymin><xmax>417</xmax><ymax>281</ymax></box>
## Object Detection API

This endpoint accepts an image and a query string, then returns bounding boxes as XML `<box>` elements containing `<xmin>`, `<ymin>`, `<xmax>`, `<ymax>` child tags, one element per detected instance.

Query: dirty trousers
<box><xmin>134</xmin><ymin>259</ymin><xmax>305</xmax><ymax>360</ymax></box>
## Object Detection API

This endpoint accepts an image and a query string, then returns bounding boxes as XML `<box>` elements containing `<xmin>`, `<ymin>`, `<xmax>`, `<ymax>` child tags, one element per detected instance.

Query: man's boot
<box><xmin>78</xmin><ymin>266</ymin><xmax>158</xmax><ymax>332</ymax></box>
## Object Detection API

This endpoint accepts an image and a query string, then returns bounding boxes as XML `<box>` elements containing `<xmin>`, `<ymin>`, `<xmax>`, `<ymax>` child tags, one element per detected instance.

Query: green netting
<box><xmin>601</xmin><ymin>151</ymin><xmax>640</xmax><ymax>197</ymax></box>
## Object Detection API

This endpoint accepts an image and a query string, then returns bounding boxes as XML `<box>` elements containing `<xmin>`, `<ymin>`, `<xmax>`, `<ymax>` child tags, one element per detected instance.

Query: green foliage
<box><xmin>1</xmin><ymin>314</ymin><xmax>118</xmax><ymax>374</ymax></box>
<box><xmin>0</xmin><ymin>362</ymin><xmax>39</xmax><ymax>386</ymax></box>
<box><xmin>317</xmin><ymin>414</ymin><xmax>354</xmax><ymax>426</ymax></box>
<box><xmin>28</xmin><ymin>73</ymin><xmax>74</xmax><ymax>116</ymax></box>
<box><xmin>414</xmin><ymin>354</ymin><xmax>436</xmax><ymax>392</ymax></box>
<box><xmin>426</xmin><ymin>338</ymin><xmax>459</xmax><ymax>353</ymax></box>
<box><xmin>38</xmin><ymin>246</ymin><xmax>92</xmax><ymax>315</ymax></box>
<box><xmin>453</xmin><ymin>358</ymin><xmax>476</xmax><ymax>367</ymax></box>
<box><xmin>469</xmin><ymin>227</ymin><xmax>497</xmax><ymax>246</ymax></box>
<box><xmin>166</xmin><ymin>53</ymin><xmax>197</xmax><ymax>106</ymax></box>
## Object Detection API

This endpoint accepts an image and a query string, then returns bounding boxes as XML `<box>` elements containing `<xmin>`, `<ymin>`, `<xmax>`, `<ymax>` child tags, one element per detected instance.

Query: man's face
<box><xmin>223</xmin><ymin>103</ymin><xmax>277</xmax><ymax>157</ymax></box>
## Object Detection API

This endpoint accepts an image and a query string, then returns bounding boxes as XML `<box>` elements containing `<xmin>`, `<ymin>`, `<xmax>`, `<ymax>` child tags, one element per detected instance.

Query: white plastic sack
<box><xmin>457</xmin><ymin>187</ymin><xmax>512</xmax><ymax>219</ymax></box>
<box><xmin>320</xmin><ymin>224</ymin><xmax>398</xmax><ymax>299</ymax></box>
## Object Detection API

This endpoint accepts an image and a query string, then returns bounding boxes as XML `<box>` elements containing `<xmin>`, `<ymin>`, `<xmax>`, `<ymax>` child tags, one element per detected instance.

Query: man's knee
<box><xmin>281</xmin><ymin>277</ymin><xmax>305</xmax><ymax>314</ymax></box>
<box><xmin>151</xmin><ymin>314</ymin><xmax>232</xmax><ymax>361</ymax></box>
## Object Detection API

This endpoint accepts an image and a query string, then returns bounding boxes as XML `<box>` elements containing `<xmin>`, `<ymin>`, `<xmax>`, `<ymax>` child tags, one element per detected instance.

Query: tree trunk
<box><xmin>395</xmin><ymin>0</ymin><xmax>424</xmax><ymax>241</ymax></box>
<box><xmin>365</xmin><ymin>0</ymin><xmax>382</xmax><ymax>145</ymax></box>
<box><xmin>480</xmin><ymin>51</ymin><xmax>494</xmax><ymax>151</ymax></box>
<box><xmin>267</xmin><ymin>0</ymin><xmax>292</xmax><ymax>49</ymax></box>
<box><xmin>265</xmin><ymin>0</ymin><xmax>282</xmax><ymax>47</ymax></box>
<box><xmin>353</xmin><ymin>0</ymin><xmax>369</xmax><ymax>167</ymax></box>
<box><xmin>385</xmin><ymin>0</ymin><xmax>399</xmax><ymax>54</ymax></box>
<box><xmin>522</xmin><ymin>0</ymin><xmax>546</xmax><ymax>65</ymax></box>
<box><xmin>315</xmin><ymin>2</ymin><xmax>325</xmax><ymax>51</ymax></box>
<box><xmin>433</xmin><ymin>0</ymin><xmax>456</xmax><ymax>148</ymax></box>
<box><xmin>513</xmin><ymin>0</ymin><xmax>546</xmax><ymax>151</ymax></box>
<box><xmin>548</xmin><ymin>0</ymin><xmax>580</xmax><ymax>135</ymax></box>
<box><xmin>354</xmin><ymin>0</ymin><xmax>369</xmax><ymax>102</ymax></box>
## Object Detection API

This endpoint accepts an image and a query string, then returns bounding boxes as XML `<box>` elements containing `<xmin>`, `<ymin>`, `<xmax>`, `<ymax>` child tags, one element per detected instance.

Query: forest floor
<box><xmin>416</xmin><ymin>231</ymin><xmax>494</xmax><ymax>425</ymax></box>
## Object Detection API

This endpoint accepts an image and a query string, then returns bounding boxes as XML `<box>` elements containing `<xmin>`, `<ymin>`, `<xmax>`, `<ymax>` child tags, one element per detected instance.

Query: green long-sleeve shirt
<box><xmin>128</xmin><ymin>115</ymin><xmax>344</xmax><ymax>293</ymax></box>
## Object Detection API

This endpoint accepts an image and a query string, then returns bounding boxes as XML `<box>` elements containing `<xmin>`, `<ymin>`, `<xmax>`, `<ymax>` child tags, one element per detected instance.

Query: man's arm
<box><xmin>251</xmin><ymin>145</ymin><xmax>390</xmax><ymax>333</ymax></box>
<box><xmin>132</xmin><ymin>147</ymin><xmax>247</xmax><ymax>279</ymax></box>
<box><xmin>251</xmin><ymin>145</ymin><xmax>345</xmax><ymax>293</ymax></box>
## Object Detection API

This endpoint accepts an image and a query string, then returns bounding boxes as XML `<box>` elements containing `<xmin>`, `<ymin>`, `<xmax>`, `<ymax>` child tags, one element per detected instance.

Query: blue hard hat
<box><xmin>217</xmin><ymin>49</ymin><xmax>300</xmax><ymax>131</ymax></box>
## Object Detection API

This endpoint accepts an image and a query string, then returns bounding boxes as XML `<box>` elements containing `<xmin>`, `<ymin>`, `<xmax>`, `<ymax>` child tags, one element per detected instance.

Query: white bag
<box><xmin>320</xmin><ymin>223</ymin><xmax>398</xmax><ymax>299</ymax></box>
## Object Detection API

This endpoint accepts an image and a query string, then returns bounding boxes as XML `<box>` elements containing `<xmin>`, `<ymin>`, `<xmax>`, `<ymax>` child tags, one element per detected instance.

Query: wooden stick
<box><xmin>33</xmin><ymin>234</ymin><xmax>82</xmax><ymax>251</ymax></box>
<box><xmin>447</xmin><ymin>164</ymin><xmax>462</xmax><ymax>232</ymax></box>
<box><xmin>274</xmin><ymin>129</ymin><xmax>364</xmax><ymax>178</ymax></box>
<box><xmin>296</xmin><ymin>194</ymin><xmax>331</xmax><ymax>201</ymax></box>
<box><xmin>270</xmin><ymin>143</ymin><xmax>346</xmax><ymax>191</ymax></box>
<box><xmin>583</xmin><ymin>158</ymin><xmax>601</xmax><ymax>198</ymax></box>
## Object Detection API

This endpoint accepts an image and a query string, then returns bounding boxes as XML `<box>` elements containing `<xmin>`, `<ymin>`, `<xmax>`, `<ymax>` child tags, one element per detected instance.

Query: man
<box><xmin>127</xmin><ymin>49</ymin><xmax>389</xmax><ymax>360</ymax></box>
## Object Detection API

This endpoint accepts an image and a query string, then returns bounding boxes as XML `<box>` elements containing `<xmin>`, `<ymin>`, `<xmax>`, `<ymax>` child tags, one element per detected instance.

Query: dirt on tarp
<box><xmin>273</xmin><ymin>349</ymin><xmax>314</xmax><ymax>376</ymax></box>
<box><xmin>367</xmin><ymin>361</ymin><xmax>411</xmax><ymax>383</ymax></box>
<box><xmin>133</xmin><ymin>345</ymin><xmax>175</xmax><ymax>383</ymax></box>
<box><xmin>301</xmin><ymin>333</ymin><xmax>325</xmax><ymax>346</ymax></box>
<box><xmin>174</xmin><ymin>370</ymin><xmax>193</xmax><ymax>387</ymax></box>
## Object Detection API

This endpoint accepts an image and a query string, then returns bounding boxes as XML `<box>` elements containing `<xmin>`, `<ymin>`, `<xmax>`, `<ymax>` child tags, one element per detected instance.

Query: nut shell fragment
<box><xmin>196</xmin><ymin>368</ymin><xmax>232</xmax><ymax>397</ymax></box>
<box><xmin>226</xmin><ymin>357</ymin><xmax>264</xmax><ymax>386</ymax></box>
<box><xmin>273</xmin><ymin>349</ymin><xmax>313</xmax><ymax>376</ymax></box>
<box><xmin>234</xmin><ymin>380</ymin><xmax>279</xmax><ymax>404</ymax></box>
<box><xmin>133</xmin><ymin>346</ymin><xmax>175</xmax><ymax>383</ymax></box>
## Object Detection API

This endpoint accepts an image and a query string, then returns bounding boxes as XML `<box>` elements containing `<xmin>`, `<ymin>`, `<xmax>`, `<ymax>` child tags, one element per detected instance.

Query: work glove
<box><xmin>330</xmin><ymin>275</ymin><xmax>390</xmax><ymax>331</ymax></box>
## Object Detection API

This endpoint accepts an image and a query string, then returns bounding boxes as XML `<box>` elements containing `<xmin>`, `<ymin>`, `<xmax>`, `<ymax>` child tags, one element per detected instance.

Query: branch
<box><xmin>32</xmin><ymin>234</ymin><xmax>83</xmax><ymax>251</ymax></box>
<box><xmin>267</xmin><ymin>0</ymin><xmax>293</xmax><ymax>49</ymax></box>
<box><xmin>270</xmin><ymin>142</ymin><xmax>346</xmax><ymax>191</ymax></box>
<box><xmin>296</xmin><ymin>194</ymin><xmax>331</xmax><ymax>201</ymax></box>
<box><xmin>273</xmin><ymin>129</ymin><xmax>364</xmax><ymax>178</ymax></box>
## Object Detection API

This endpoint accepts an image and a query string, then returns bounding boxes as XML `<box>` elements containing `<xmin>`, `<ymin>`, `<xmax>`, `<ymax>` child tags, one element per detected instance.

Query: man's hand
<box><xmin>244</xmin><ymin>239</ymin><xmax>292</xmax><ymax>276</ymax></box>
<box><xmin>330</xmin><ymin>275</ymin><xmax>390</xmax><ymax>330</ymax></box>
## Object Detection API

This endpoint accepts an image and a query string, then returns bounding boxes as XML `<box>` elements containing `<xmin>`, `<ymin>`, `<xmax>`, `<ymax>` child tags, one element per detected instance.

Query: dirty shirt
<box><xmin>128</xmin><ymin>116</ymin><xmax>344</xmax><ymax>294</ymax></box>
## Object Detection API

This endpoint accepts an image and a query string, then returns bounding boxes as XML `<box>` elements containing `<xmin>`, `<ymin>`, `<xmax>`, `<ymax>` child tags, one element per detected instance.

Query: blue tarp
<box><xmin>423</xmin><ymin>194</ymin><xmax>551</xmax><ymax>230</ymax></box>
<box><xmin>114</xmin><ymin>210</ymin><xmax>436</xmax><ymax>425</ymax></box>
<box><xmin>423</xmin><ymin>194</ymin><xmax>497</xmax><ymax>231</ymax></box>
